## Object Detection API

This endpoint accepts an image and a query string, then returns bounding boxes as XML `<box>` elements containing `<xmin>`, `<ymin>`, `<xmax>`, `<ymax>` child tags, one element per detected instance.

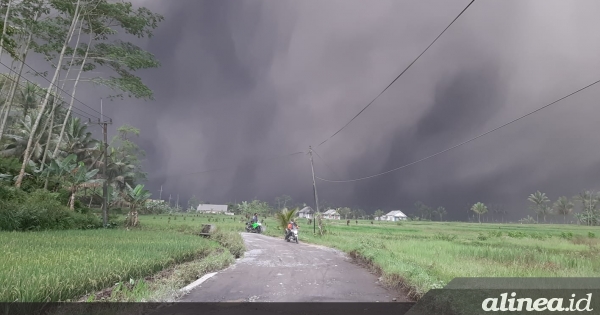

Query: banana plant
<box><xmin>123</xmin><ymin>183</ymin><xmax>151</xmax><ymax>227</ymax></box>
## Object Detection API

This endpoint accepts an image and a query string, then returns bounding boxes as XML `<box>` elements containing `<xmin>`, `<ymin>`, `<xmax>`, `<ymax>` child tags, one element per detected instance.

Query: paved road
<box><xmin>179</xmin><ymin>232</ymin><xmax>406</xmax><ymax>302</ymax></box>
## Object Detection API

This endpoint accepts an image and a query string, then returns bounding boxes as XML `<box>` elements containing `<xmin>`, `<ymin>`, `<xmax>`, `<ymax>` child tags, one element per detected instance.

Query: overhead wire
<box><xmin>0</xmin><ymin>69</ymin><xmax>101</xmax><ymax>121</ymax></box>
<box><xmin>316</xmin><ymin>78</ymin><xmax>600</xmax><ymax>183</ymax></box>
<box><xmin>158</xmin><ymin>0</ymin><xmax>477</xmax><ymax>180</ymax></box>
<box><xmin>317</xmin><ymin>0</ymin><xmax>475</xmax><ymax>148</ymax></box>
<box><xmin>0</xmin><ymin>60</ymin><xmax>107</xmax><ymax>121</ymax></box>
<box><xmin>19</xmin><ymin>60</ymin><xmax>108</xmax><ymax>118</ymax></box>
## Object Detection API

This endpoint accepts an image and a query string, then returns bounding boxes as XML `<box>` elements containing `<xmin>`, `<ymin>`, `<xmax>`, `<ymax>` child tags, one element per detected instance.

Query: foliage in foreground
<box><xmin>0</xmin><ymin>228</ymin><xmax>220</xmax><ymax>302</ymax></box>
<box><xmin>0</xmin><ymin>186</ymin><xmax>102</xmax><ymax>231</ymax></box>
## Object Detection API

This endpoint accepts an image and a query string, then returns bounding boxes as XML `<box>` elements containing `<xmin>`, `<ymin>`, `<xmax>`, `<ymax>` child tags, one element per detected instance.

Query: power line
<box><xmin>317</xmin><ymin>0</ymin><xmax>475</xmax><ymax>148</ymax></box>
<box><xmin>316</xmin><ymin>77</ymin><xmax>600</xmax><ymax>183</ymax></box>
<box><xmin>0</xmin><ymin>71</ymin><xmax>101</xmax><ymax>121</ymax></box>
<box><xmin>19</xmin><ymin>61</ymin><xmax>108</xmax><ymax>118</ymax></box>
<box><xmin>0</xmin><ymin>60</ymin><xmax>108</xmax><ymax>120</ymax></box>
<box><xmin>162</xmin><ymin>151</ymin><xmax>306</xmax><ymax>178</ymax></box>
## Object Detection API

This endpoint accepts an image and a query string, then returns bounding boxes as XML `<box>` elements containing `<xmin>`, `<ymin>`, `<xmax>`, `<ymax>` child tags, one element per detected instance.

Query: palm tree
<box><xmin>275</xmin><ymin>208</ymin><xmax>299</xmax><ymax>231</ymax></box>
<box><xmin>528</xmin><ymin>191</ymin><xmax>550</xmax><ymax>223</ymax></box>
<box><xmin>553</xmin><ymin>196</ymin><xmax>574</xmax><ymax>224</ymax></box>
<box><xmin>0</xmin><ymin>111</ymin><xmax>52</xmax><ymax>162</ymax></box>
<box><xmin>44</xmin><ymin>154</ymin><xmax>103</xmax><ymax>210</ymax></box>
<box><xmin>471</xmin><ymin>202</ymin><xmax>488</xmax><ymax>223</ymax></box>
<box><xmin>573</xmin><ymin>191</ymin><xmax>599</xmax><ymax>226</ymax></box>
<box><xmin>57</xmin><ymin>117</ymin><xmax>99</xmax><ymax>162</ymax></box>
<box><xmin>123</xmin><ymin>183</ymin><xmax>152</xmax><ymax>227</ymax></box>
<box><xmin>66</xmin><ymin>162</ymin><xmax>102</xmax><ymax>210</ymax></box>
<box><xmin>436</xmin><ymin>206</ymin><xmax>446</xmax><ymax>221</ymax></box>
<box><xmin>16</xmin><ymin>82</ymin><xmax>40</xmax><ymax>119</ymax></box>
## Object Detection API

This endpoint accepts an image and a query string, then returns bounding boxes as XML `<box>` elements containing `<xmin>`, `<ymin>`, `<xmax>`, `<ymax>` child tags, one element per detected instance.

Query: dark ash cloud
<box><xmin>102</xmin><ymin>0</ymin><xmax>600</xmax><ymax>221</ymax></box>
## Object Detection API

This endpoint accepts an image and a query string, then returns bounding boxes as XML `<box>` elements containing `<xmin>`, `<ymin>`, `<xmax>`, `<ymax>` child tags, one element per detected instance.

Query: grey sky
<box><xmin>104</xmin><ymin>0</ymin><xmax>600</xmax><ymax>220</ymax></box>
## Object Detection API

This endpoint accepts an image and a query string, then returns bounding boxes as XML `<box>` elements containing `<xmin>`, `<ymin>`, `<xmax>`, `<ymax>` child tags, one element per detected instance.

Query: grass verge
<box><xmin>0</xmin><ymin>214</ymin><xmax>249</xmax><ymax>302</ymax></box>
<box><xmin>264</xmin><ymin>219</ymin><xmax>600</xmax><ymax>300</ymax></box>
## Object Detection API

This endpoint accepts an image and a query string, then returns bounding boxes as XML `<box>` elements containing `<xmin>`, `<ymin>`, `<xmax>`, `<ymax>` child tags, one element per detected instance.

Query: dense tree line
<box><xmin>0</xmin><ymin>0</ymin><xmax>164</xmax><ymax>231</ymax></box>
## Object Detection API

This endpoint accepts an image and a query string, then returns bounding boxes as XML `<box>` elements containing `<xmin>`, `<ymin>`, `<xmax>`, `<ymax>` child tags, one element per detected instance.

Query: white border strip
<box><xmin>180</xmin><ymin>272</ymin><xmax>218</xmax><ymax>293</ymax></box>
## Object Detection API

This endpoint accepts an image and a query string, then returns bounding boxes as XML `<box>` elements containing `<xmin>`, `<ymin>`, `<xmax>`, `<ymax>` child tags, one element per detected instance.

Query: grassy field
<box><xmin>0</xmin><ymin>214</ymin><xmax>248</xmax><ymax>302</ymax></box>
<box><xmin>3</xmin><ymin>213</ymin><xmax>599</xmax><ymax>302</ymax></box>
<box><xmin>265</xmin><ymin>219</ymin><xmax>600</xmax><ymax>299</ymax></box>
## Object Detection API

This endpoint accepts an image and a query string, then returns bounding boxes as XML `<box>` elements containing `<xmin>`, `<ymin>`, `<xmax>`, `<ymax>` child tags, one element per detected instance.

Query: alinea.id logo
<box><xmin>482</xmin><ymin>292</ymin><xmax>593</xmax><ymax>312</ymax></box>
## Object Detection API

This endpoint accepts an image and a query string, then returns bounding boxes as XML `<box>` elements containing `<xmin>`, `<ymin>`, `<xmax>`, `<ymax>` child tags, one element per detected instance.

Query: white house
<box><xmin>297</xmin><ymin>206</ymin><xmax>314</xmax><ymax>219</ymax></box>
<box><xmin>196</xmin><ymin>204</ymin><xmax>228</xmax><ymax>214</ymax></box>
<box><xmin>323</xmin><ymin>209</ymin><xmax>341</xmax><ymax>220</ymax></box>
<box><xmin>384</xmin><ymin>210</ymin><xmax>407</xmax><ymax>221</ymax></box>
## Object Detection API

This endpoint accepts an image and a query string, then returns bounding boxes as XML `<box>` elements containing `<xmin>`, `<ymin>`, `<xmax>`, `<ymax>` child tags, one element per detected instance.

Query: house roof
<box><xmin>385</xmin><ymin>210</ymin><xmax>407</xmax><ymax>217</ymax></box>
<box><xmin>298</xmin><ymin>206</ymin><xmax>314</xmax><ymax>214</ymax></box>
<box><xmin>323</xmin><ymin>209</ymin><xmax>339</xmax><ymax>215</ymax></box>
<box><xmin>197</xmin><ymin>204</ymin><xmax>228</xmax><ymax>212</ymax></box>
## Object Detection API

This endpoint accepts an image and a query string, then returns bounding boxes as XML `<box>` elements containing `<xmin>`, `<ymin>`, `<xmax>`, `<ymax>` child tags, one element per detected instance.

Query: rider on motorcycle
<box><xmin>285</xmin><ymin>220</ymin><xmax>298</xmax><ymax>240</ymax></box>
<box><xmin>251</xmin><ymin>213</ymin><xmax>258</xmax><ymax>224</ymax></box>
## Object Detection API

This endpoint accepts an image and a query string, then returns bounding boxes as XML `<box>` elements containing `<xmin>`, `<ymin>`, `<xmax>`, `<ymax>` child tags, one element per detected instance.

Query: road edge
<box><xmin>180</xmin><ymin>272</ymin><xmax>218</xmax><ymax>293</ymax></box>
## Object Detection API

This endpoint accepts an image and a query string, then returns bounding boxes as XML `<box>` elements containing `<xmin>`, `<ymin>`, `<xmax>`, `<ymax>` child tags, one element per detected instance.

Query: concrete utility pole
<box><xmin>91</xmin><ymin>99</ymin><xmax>112</xmax><ymax>227</ymax></box>
<box><xmin>159</xmin><ymin>185</ymin><xmax>162</xmax><ymax>200</ymax></box>
<box><xmin>308</xmin><ymin>146</ymin><xmax>319</xmax><ymax>234</ymax></box>
<box><xmin>168</xmin><ymin>194</ymin><xmax>172</xmax><ymax>207</ymax></box>
<box><xmin>176</xmin><ymin>194</ymin><xmax>179</xmax><ymax>211</ymax></box>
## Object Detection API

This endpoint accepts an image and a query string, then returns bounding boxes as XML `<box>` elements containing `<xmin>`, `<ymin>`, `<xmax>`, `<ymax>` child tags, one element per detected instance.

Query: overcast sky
<box><xmin>98</xmin><ymin>0</ymin><xmax>600</xmax><ymax>220</ymax></box>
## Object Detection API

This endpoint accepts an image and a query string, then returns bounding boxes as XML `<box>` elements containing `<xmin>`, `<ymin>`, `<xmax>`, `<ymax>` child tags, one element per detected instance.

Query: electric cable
<box><xmin>316</xmin><ymin>77</ymin><xmax>600</xmax><ymax>182</ymax></box>
<box><xmin>317</xmin><ymin>0</ymin><xmax>475</xmax><ymax>148</ymax></box>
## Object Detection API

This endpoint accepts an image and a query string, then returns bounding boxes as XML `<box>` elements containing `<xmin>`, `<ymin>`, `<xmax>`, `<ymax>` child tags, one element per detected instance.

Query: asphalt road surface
<box><xmin>179</xmin><ymin>232</ymin><xmax>406</xmax><ymax>302</ymax></box>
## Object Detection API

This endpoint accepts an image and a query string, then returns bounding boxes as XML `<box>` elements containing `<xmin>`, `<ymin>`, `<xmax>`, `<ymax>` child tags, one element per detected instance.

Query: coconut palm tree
<box><xmin>57</xmin><ymin>116</ymin><xmax>99</xmax><ymax>162</ymax></box>
<box><xmin>0</xmin><ymin>111</ymin><xmax>52</xmax><ymax>162</ymax></box>
<box><xmin>16</xmin><ymin>82</ymin><xmax>40</xmax><ymax>119</ymax></box>
<box><xmin>275</xmin><ymin>207</ymin><xmax>299</xmax><ymax>231</ymax></box>
<box><xmin>436</xmin><ymin>206</ymin><xmax>447</xmax><ymax>221</ymax></box>
<box><xmin>471</xmin><ymin>202</ymin><xmax>488</xmax><ymax>223</ymax></box>
<box><xmin>44</xmin><ymin>154</ymin><xmax>103</xmax><ymax>209</ymax></box>
<box><xmin>528</xmin><ymin>191</ymin><xmax>550</xmax><ymax>223</ymax></box>
<box><xmin>553</xmin><ymin>196</ymin><xmax>574</xmax><ymax>224</ymax></box>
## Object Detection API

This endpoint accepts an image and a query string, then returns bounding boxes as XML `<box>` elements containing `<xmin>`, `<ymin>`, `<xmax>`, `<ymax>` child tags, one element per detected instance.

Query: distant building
<box><xmin>323</xmin><ymin>209</ymin><xmax>341</xmax><ymax>220</ymax></box>
<box><xmin>196</xmin><ymin>204</ymin><xmax>228</xmax><ymax>214</ymax></box>
<box><xmin>383</xmin><ymin>210</ymin><xmax>407</xmax><ymax>221</ymax></box>
<box><xmin>297</xmin><ymin>206</ymin><xmax>314</xmax><ymax>219</ymax></box>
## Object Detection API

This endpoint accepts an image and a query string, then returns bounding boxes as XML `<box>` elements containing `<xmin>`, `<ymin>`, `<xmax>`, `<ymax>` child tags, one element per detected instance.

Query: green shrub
<box><xmin>588</xmin><ymin>232</ymin><xmax>595</xmax><ymax>238</ymax></box>
<box><xmin>559</xmin><ymin>232</ymin><xmax>574</xmax><ymax>240</ymax></box>
<box><xmin>477</xmin><ymin>233</ymin><xmax>488</xmax><ymax>241</ymax></box>
<box><xmin>0</xmin><ymin>189</ymin><xmax>102</xmax><ymax>231</ymax></box>
<box><xmin>212</xmin><ymin>229</ymin><xmax>245</xmax><ymax>258</ymax></box>
<box><xmin>0</xmin><ymin>185</ymin><xmax>27</xmax><ymax>202</ymax></box>
<box><xmin>507</xmin><ymin>231</ymin><xmax>527</xmax><ymax>238</ymax></box>
<box><xmin>488</xmin><ymin>231</ymin><xmax>502</xmax><ymax>238</ymax></box>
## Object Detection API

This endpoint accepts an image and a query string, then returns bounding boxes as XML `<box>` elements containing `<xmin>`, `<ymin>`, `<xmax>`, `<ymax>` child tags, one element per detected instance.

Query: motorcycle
<box><xmin>246</xmin><ymin>221</ymin><xmax>263</xmax><ymax>234</ymax></box>
<box><xmin>285</xmin><ymin>228</ymin><xmax>298</xmax><ymax>243</ymax></box>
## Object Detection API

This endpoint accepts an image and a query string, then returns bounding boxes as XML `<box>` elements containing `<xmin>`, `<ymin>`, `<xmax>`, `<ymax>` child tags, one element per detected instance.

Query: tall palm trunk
<box><xmin>0</xmin><ymin>0</ymin><xmax>13</xmax><ymax>61</ymax></box>
<box><xmin>15</xmin><ymin>0</ymin><xmax>82</xmax><ymax>188</ymax></box>
<box><xmin>54</xmin><ymin>18</ymin><xmax>92</xmax><ymax>158</ymax></box>
<box><xmin>41</xmin><ymin>19</ymin><xmax>84</xmax><ymax>161</ymax></box>
<box><xmin>0</xmin><ymin>17</ymin><xmax>37</xmax><ymax>141</ymax></box>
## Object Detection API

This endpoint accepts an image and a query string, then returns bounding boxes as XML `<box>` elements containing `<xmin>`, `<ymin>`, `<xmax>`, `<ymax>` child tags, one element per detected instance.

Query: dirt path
<box><xmin>179</xmin><ymin>232</ymin><xmax>408</xmax><ymax>302</ymax></box>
